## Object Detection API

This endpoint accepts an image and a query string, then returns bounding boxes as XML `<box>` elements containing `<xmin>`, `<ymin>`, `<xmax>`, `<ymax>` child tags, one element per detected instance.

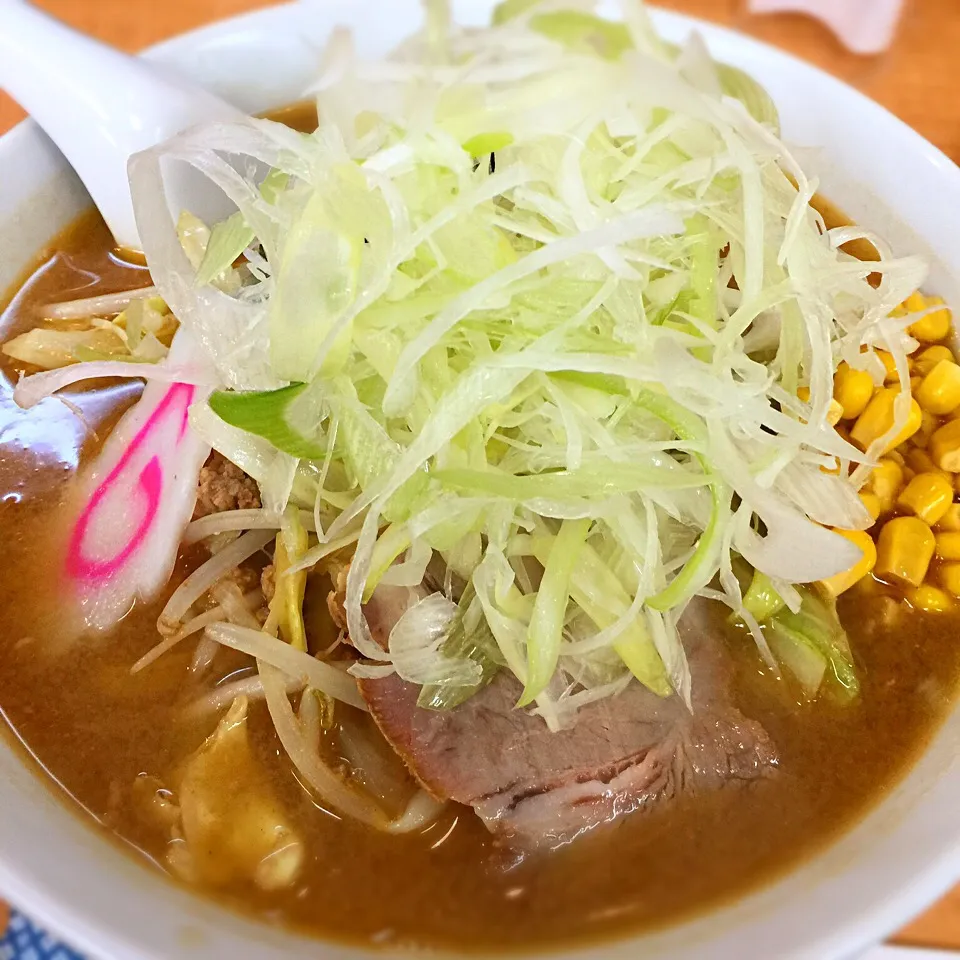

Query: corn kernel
<box><xmin>916</xmin><ymin>360</ymin><xmax>960</xmax><ymax>415</ymax></box>
<box><xmin>905</xmin><ymin>584</ymin><xmax>954</xmax><ymax>613</ymax></box>
<box><xmin>930</xmin><ymin>418</ymin><xmax>960</xmax><ymax>472</ymax></box>
<box><xmin>906</xmin><ymin>448</ymin><xmax>944</xmax><ymax>477</ymax></box>
<box><xmin>914</xmin><ymin>409</ymin><xmax>940</xmax><ymax>450</ymax></box>
<box><xmin>897</xmin><ymin>472</ymin><xmax>954</xmax><ymax>524</ymax></box>
<box><xmin>875</xmin><ymin>350</ymin><xmax>900</xmax><ymax>383</ymax></box>
<box><xmin>819</xmin><ymin>529</ymin><xmax>877</xmax><ymax>597</ymax></box>
<box><xmin>914</xmin><ymin>345</ymin><xmax>955</xmax><ymax>378</ymax></box>
<box><xmin>911</xmin><ymin>375</ymin><xmax>923</xmax><ymax>393</ymax></box>
<box><xmin>875</xmin><ymin>516</ymin><xmax>936</xmax><ymax>587</ymax></box>
<box><xmin>859</xmin><ymin>491</ymin><xmax>882</xmax><ymax>522</ymax></box>
<box><xmin>911</xmin><ymin>405</ymin><xmax>932</xmax><ymax>448</ymax></box>
<box><xmin>834</xmin><ymin>362</ymin><xmax>875</xmax><ymax>421</ymax></box>
<box><xmin>867</xmin><ymin>457</ymin><xmax>905</xmax><ymax>513</ymax></box>
<box><xmin>936</xmin><ymin>503</ymin><xmax>960</xmax><ymax>532</ymax></box>
<box><xmin>904</xmin><ymin>291</ymin><xmax>927</xmax><ymax>313</ymax></box>
<box><xmin>941</xmin><ymin>562</ymin><xmax>960</xmax><ymax>597</ymax></box>
<box><xmin>936</xmin><ymin>531</ymin><xmax>960</xmax><ymax>560</ymax></box>
<box><xmin>796</xmin><ymin>387</ymin><xmax>843</xmax><ymax>426</ymax></box>
<box><xmin>850</xmin><ymin>389</ymin><xmax>922</xmax><ymax>453</ymax></box>
<box><xmin>887</xmin><ymin>450</ymin><xmax>906</xmax><ymax>467</ymax></box>
<box><xmin>909</xmin><ymin>295</ymin><xmax>952</xmax><ymax>343</ymax></box>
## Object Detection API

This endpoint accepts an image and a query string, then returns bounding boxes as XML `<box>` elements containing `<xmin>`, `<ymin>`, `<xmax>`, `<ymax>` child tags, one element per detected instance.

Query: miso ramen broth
<box><xmin>1</xmin><ymin>208</ymin><xmax>959</xmax><ymax>952</ymax></box>
<box><xmin>3</xmin><ymin>7</ymin><xmax>960</xmax><ymax>950</ymax></box>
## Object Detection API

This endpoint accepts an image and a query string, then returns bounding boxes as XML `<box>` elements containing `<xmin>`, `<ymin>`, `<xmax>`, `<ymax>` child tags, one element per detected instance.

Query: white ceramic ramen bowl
<box><xmin>1</xmin><ymin>3</ymin><xmax>960</xmax><ymax>959</ymax></box>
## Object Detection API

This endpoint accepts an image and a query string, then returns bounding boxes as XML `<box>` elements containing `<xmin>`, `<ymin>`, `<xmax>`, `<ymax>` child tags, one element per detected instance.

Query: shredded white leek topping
<box><xmin>50</xmin><ymin>0</ymin><xmax>927</xmax><ymax>727</ymax></box>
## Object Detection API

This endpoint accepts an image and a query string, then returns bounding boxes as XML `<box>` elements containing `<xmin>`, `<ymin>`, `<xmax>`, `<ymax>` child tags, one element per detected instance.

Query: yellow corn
<box><xmin>797</xmin><ymin>387</ymin><xmax>843</xmax><ymax>426</ymax></box>
<box><xmin>867</xmin><ymin>457</ymin><xmax>905</xmax><ymax>513</ymax></box>
<box><xmin>904</xmin><ymin>291</ymin><xmax>927</xmax><ymax>312</ymax></box>
<box><xmin>930</xmin><ymin>418</ymin><xmax>960</xmax><ymax>472</ymax></box>
<box><xmin>850</xmin><ymin>389</ymin><xmax>922</xmax><ymax>453</ymax></box>
<box><xmin>819</xmin><ymin>529</ymin><xmax>877</xmax><ymax>597</ymax></box>
<box><xmin>905</xmin><ymin>449</ymin><xmax>951</xmax><ymax>481</ymax></box>
<box><xmin>875</xmin><ymin>350</ymin><xmax>900</xmax><ymax>384</ymax></box>
<box><xmin>833</xmin><ymin>362</ymin><xmax>875</xmax><ymax>421</ymax></box>
<box><xmin>859</xmin><ymin>491</ymin><xmax>882</xmax><ymax>522</ymax></box>
<box><xmin>911</xmin><ymin>410</ymin><xmax>938</xmax><ymax>451</ymax></box>
<box><xmin>905</xmin><ymin>584</ymin><xmax>954</xmax><ymax>613</ymax></box>
<box><xmin>916</xmin><ymin>360</ymin><xmax>960</xmax><ymax>415</ymax></box>
<box><xmin>875</xmin><ymin>516</ymin><xmax>936</xmax><ymax>587</ymax></box>
<box><xmin>911</xmin><ymin>375</ymin><xmax>923</xmax><ymax>393</ymax></box>
<box><xmin>936</xmin><ymin>503</ymin><xmax>960</xmax><ymax>532</ymax></box>
<box><xmin>936</xmin><ymin>531</ymin><xmax>960</xmax><ymax>561</ymax></box>
<box><xmin>897</xmin><ymin>472</ymin><xmax>954</xmax><ymax>524</ymax></box>
<box><xmin>941</xmin><ymin>562</ymin><xmax>960</xmax><ymax>597</ymax></box>
<box><xmin>907</xmin><ymin>448</ymin><xmax>940</xmax><ymax>476</ymax></box>
<box><xmin>908</xmin><ymin>294</ymin><xmax>952</xmax><ymax>343</ymax></box>
<box><xmin>914</xmin><ymin>345</ymin><xmax>955</xmax><ymax>378</ymax></box>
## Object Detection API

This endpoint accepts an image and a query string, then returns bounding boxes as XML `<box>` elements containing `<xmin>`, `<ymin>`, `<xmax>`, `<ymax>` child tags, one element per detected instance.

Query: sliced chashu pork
<box><xmin>356</xmin><ymin>586</ymin><xmax>778</xmax><ymax>851</ymax></box>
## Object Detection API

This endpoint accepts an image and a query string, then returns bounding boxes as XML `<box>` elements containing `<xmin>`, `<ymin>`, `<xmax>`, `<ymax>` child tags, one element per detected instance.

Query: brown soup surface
<box><xmin>0</xmin><ymin>116</ymin><xmax>958</xmax><ymax>953</ymax></box>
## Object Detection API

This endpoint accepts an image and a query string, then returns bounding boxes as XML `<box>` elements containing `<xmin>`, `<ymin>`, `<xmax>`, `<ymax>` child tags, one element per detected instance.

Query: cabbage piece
<box><xmin>196</xmin><ymin>170</ymin><xmax>290</xmax><ymax>286</ymax></box>
<box><xmin>766</xmin><ymin>624</ymin><xmax>827</xmax><ymax>697</ymax></box>
<box><xmin>196</xmin><ymin>213</ymin><xmax>254</xmax><ymax>288</ymax></box>
<box><xmin>388</xmin><ymin>592</ymin><xmax>484</xmax><ymax>687</ymax></box>
<box><xmin>171</xmin><ymin>697</ymin><xmax>304</xmax><ymax>891</ymax></box>
<box><xmin>743</xmin><ymin>568</ymin><xmax>786</xmax><ymax>622</ymax></box>
<box><xmin>417</xmin><ymin>582</ymin><xmax>503</xmax><ymax>710</ymax></box>
<box><xmin>2</xmin><ymin>327</ymin><xmax>126</xmax><ymax>369</ymax></box>
<box><xmin>767</xmin><ymin>588</ymin><xmax>859</xmax><ymax>701</ymax></box>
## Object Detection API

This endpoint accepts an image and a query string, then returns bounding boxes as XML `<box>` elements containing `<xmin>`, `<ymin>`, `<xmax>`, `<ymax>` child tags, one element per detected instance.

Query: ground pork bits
<box><xmin>193</xmin><ymin>452</ymin><xmax>261</xmax><ymax>519</ymax></box>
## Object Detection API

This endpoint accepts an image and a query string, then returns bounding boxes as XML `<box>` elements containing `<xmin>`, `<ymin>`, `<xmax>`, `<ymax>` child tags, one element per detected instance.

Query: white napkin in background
<box><xmin>748</xmin><ymin>0</ymin><xmax>905</xmax><ymax>54</ymax></box>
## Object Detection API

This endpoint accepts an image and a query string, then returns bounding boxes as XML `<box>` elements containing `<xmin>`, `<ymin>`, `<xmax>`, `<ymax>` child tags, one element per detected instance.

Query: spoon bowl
<box><xmin>0</xmin><ymin>0</ymin><xmax>244</xmax><ymax>249</ymax></box>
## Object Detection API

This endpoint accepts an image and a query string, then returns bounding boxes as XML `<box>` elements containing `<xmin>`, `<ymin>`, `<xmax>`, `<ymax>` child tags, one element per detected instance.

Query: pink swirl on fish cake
<box><xmin>66</xmin><ymin>382</ymin><xmax>196</xmax><ymax>582</ymax></box>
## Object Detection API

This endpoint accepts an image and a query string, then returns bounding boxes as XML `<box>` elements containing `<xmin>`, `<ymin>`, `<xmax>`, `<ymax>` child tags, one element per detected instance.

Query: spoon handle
<box><xmin>0</xmin><ymin>0</ymin><xmax>243</xmax><ymax>249</ymax></box>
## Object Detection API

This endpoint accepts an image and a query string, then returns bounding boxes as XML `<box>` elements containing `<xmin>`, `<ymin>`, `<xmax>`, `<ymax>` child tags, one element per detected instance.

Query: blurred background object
<box><xmin>0</xmin><ymin>0</ymin><xmax>959</xmax><ymax>954</ymax></box>
<box><xmin>749</xmin><ymin>0</ymin><xmax>904</xmax><ymax>54</ymax></box>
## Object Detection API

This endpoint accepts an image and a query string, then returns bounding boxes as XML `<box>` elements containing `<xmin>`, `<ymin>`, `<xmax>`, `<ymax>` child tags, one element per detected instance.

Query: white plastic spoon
<box><xmin>0</xmin><ymin>0</ymin><xmax>249</xmax><ymax>633</ymax></box>
<box><xmin>0</xmin><ymin>0</ymin><xmax>245</xmax><ymax>250</ymax></box>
